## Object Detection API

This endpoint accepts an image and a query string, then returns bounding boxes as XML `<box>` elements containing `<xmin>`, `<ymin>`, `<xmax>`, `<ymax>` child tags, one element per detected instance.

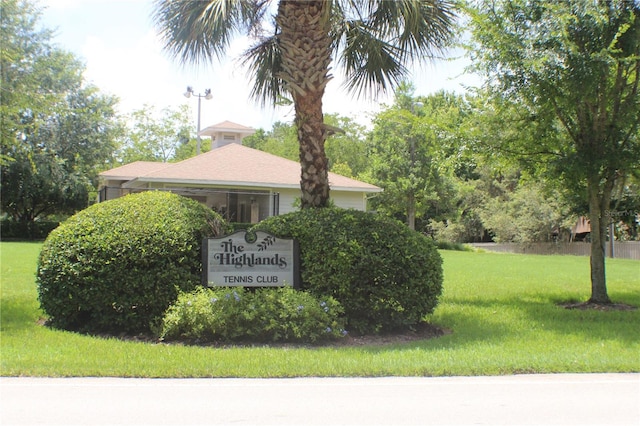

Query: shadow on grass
<box><xmin>0</xmin><ymin>298</ymin><xmax>41</xmax><ymax>333</ymax></box>
<box><xmin>350</xmin><ymin>293</ymin><xmax>640</xmax><ymax>353</ymax></box>
<box><xmin>5</xmin><ymin>292</ymin><xmax>638</xmax><ymax>354</ymax></box>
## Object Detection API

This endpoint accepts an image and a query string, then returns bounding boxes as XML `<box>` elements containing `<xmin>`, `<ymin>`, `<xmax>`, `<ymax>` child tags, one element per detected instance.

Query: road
<box><xmin>1</xmin><ymin>374</ymin><xmax>638</xmax><ymax>425</ymax></box>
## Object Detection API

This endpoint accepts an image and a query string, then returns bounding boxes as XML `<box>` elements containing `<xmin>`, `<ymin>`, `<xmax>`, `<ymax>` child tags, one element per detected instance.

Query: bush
<box><xmin>0</xmin><ymin>220</ymin><xmax>60</xmax><ymax>240</ymax></box>
<box><xmin>253</xmin><ymin>208</ymin><xmax>443</xmax><ymax>334</ymax></box>
<box><xmin>37</xmin><ymin>191</ymin><xmax>229</xmax><ymax>334</ymax></box>
<box><xmin>434</xmin><ymin>240</ymin><xmax>475</xmax><ymax>252</ymax></box>
<box><xmin>158</xmin><ymin>287</ymin><xmax>346</xmax><ymax>343</ymax></box>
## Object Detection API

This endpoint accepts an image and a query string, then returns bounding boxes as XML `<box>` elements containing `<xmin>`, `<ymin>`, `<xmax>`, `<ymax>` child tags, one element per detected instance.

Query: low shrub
<box><xmin>435</xmin><ymin>240</ymin><xmax>475</xmax><ymax>251</ymax></box>
<box><xmin>37</xmin><ymin>191</ymin><xmax>229</xmax><ymax>334</ymax></box>
<box><xmin>158</xmin><ymin>287</ymin><xmax>346</xmax><ymax>343</ymax></box>
<box><xmin>253</xmin><ymin>208</ymin><xmax>443</xmax><ymax>334</ymax></box>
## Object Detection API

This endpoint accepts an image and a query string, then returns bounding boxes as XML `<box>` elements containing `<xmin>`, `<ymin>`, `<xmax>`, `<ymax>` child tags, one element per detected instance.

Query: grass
<box><xmin>1</xmin><ymin>242</ymin><xmax>638</xmax><ymax>377</ymax></box>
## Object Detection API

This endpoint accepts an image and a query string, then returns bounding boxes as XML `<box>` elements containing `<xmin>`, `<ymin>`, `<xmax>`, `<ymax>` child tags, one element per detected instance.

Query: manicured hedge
<box><xmin>253</xmin><ymin>208</ymin><xmax>443</xmax><ymax>334</ymax></box>
<box><xmin>37</xmin><ymin>191</ymin><xmax>229</xmax><ymax>333</ymax></box>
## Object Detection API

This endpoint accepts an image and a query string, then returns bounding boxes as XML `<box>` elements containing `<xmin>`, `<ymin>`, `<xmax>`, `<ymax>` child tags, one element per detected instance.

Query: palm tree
<box><xmin>153</xmin><ymin>0</ymin><xmax>457</xmax><ymax>208</ymax></box>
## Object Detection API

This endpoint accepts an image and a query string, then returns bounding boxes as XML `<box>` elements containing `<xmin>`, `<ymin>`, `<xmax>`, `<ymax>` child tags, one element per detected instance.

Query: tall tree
<box><xmin>324</xmin><ymin>113</ymin><xmax>368</xmax><ymax>178</ymax></box>
<box><xmin>0</xmin><ymin>0</ymin><xmax>120</xmax><ymax>221</ymax></box>
<box><xmin>1</xmin><ymin>0</ymin><xmax>56</xmax><ymax>164</ymax></box>
<box><xmin>365</xmin><ymin>86</ymin><xmax>456</xmax><ymax>230</ymax></box>
<box><xmin>243</xmin><ymin>121</ymin><xmax>299</xmax><ymax>161</ymax></box>
<box><xmin>152</xmin><ymin>0</ymin><xmax>457</xmax><ymax>208</ymax></box>
<box><xmin>467</xmin><ymin>0</ymin><xmax>640</xmax><ymax>304</ymax></box>
<box><xmin>119</xmin><ymin>104</ymin><xmax>193</xmax><ymax>163</ymax></box>
<box><xmin>243</xmin><ymin>114</ymin><xmax>368</xmax><ymax>178</ymax></box>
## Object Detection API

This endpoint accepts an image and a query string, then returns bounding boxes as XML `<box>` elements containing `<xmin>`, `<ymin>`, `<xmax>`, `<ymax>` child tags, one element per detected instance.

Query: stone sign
<box><xmin>202</xmin><ymin>231</ymin><xmax>299</xmax><ymax>287</ymax></box>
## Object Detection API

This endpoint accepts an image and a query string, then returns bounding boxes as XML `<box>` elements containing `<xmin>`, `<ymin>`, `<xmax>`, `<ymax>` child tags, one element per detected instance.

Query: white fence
<box><xmin>470</xmin><ymin>242</ymin><xmax>640</xmax><ymax>260</ymax></box>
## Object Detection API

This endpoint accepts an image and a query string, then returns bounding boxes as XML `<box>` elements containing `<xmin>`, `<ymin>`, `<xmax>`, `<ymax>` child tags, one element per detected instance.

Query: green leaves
<box><xmin>366</xmin><ymin>88</ymin><xmax>465</xmax><ymax>228</ymax></box>
<box><xmin>1</xmin><ymin>0</ymin><xmax>120</xmax><ymax>221</ymax></box>
<box><xmin>467</xmin><ymin>0</ymin><xmax>640</xmax><ymax>198</ymax></box>
<box><xmin>36</xmin><ymin>191</ymin><xmax>230</xmax><ymax>334</ymax></box>
<box><xmin>254</xmin><ymin>208</ymin><xmax>443</xmax><ymax>334</ymax></box>
<box><xmin>466</xmin><ymin>0</ymin><xmax>640</xmax><ymax>302</ymax></box>
<box><xmin>118</xmin><ymin>104</ymin><xmax>194</xmax><ymax>163</ymax></box>
<box><xmin>158</xmin><ymin>287</ymin><xmax>346</xmax><ymax>343</ymax></box>
<box><xmin>152</xmin><ymin>0</ymin><xmax>458</xmax><ymax>103</ymax></box>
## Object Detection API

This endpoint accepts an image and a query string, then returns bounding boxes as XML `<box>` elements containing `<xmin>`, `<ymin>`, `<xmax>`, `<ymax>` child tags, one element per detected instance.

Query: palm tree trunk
<box><xmin>295</xmin><ymin>91</ymin><xmax>330</xmax><ymax>208</ymax></box>
<box><xmin>277</xmin><ymin>0</ymin><xmax>332</xmax><ymax>208</ymax></box>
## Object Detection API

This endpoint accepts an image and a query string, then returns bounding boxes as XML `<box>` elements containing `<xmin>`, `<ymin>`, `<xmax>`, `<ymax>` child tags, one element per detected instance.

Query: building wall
<box><xmin>331</xmin><ymin>191</ymin><xmax>367</xmax><ymax>211</ymax></box>
<box><xmin>276</xmin><ymin>188</ymin><xmax>369</xmax><ymax>213</ymax></box>
<box><xmin>277</xmin><ymin>189</ymin><xmax>301</xmax><ymax>215</ymax></box>
<box><xmin>98</xmin><ymin>182</ymin><xmax>372</xmax><ymax>221</ymax></box>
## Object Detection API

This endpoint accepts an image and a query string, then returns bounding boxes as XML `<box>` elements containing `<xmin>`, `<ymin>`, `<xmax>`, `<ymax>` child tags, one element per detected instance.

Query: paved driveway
<box><xmin>1</xmin><ymin>374</ymin><xmax>638</xmax><ymax>425</ymax></box>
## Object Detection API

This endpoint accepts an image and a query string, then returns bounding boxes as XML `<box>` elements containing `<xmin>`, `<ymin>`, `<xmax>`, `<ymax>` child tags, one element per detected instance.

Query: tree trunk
<box><xmin>587</xmin><ymin>177</ymin><xmax>612</xmax><ymax>304</ymax></box>
<box><xmin>407</xmin><ymin>192</ymin><xmax>416</xmax><ymax>230</ymax></box>
<box><xmin>408</xmin><ymin>135</ymin><xmax>416</xmax><ymax>230</ymax></box>
<box><xmin>295</xmin><ymin>89</ymin><xmax>330</xmax><ymax>208</ymax></box>
<box><xmin>277</xmin><ymin>1</ymin><xmax>332</xmax><ymax>208</ymax></box>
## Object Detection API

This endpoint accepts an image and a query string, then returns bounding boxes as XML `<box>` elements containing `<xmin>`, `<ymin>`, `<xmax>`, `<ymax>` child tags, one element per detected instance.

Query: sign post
<box><xmin>203</xmin><ymin>231</ymin><xmax>299</xmax><ymax>288</ymax></box>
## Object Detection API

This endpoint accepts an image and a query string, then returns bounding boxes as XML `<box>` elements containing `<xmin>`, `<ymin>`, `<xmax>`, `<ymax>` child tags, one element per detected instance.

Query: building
<box><xmin>98</xmin><ymin>121</ymin><xmax>381</xmax><ymax>223</ymax></box>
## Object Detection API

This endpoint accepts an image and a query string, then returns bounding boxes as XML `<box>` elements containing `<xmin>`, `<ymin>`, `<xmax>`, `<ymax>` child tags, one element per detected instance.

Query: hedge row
<box><xmin>1</xmin><ymin>220</ymin><xmax>60</xmax><ymax>240</ymax></box>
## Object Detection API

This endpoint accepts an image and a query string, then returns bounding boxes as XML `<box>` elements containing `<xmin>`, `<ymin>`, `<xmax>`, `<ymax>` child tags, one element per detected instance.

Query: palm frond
<box><xmin>152</xmin><ymin>0</ymin><xmax>267</xmax><ymax>66</ymax></box>
<box><xmin>152</xmin><ymin>0</ymin><xmax>458</xmax><ymax>103</ymax></box>
<box><xmin>340</xmin><ymin>21</ymin><xmax>410</xmax><ymax>98</ymax></box>
<box><xmin>335</xmin><ymin>0</ymin><xmax>458</xmax><ymax>97</ymax></box>
<box><xmin>240</xmin><ymin>34</ymin><xmax>285</xmax><ymax>107</ymax></box>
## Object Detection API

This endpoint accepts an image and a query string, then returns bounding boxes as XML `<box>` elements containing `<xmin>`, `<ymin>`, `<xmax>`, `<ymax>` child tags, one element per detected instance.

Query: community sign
<box><xmin>203</xmin><ymin>231</ymin><xmax>299</xmax><ymax>287</ymax></box>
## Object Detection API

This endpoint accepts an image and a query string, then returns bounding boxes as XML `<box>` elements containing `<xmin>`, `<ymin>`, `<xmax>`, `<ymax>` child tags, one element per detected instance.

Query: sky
<box><xmin>39</xmin><ymin>0</ymin><xmax>481</xmax><ymax>131</ymax></box>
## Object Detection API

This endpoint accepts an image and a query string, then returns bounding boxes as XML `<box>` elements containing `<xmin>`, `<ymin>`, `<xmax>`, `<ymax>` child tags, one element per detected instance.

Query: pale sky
<box><xmin>40</xmin><ymin>0</ymin><xmax>480</xmax><ymax>131</ymax></box>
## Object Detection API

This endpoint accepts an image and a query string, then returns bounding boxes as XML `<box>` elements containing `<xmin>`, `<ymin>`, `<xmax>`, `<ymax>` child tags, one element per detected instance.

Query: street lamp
<box><xmin>184</xmin><ymin>86</ymin><xmax>213</xmax><ymax>155</ymax></box>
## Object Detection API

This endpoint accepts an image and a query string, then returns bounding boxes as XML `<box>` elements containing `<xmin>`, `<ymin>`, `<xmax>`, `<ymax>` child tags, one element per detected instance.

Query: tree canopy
<box><xmin>1</xmin><ymin>0</ymin><xmax>120</xmax><ymax>222</ymax></box>
<box><xmin>118</xmin><ymin>104</ymin><xmax>194</xmax><ymax>164</ymax></box>
<box><xmin>466</xmin><ymin>0</ymin><xmax>640</xmax><ymax>303</ymax></box>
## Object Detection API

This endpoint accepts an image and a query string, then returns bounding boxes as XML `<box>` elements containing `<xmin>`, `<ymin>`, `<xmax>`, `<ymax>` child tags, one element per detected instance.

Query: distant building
<box><xmin>570</xmin><ymin>216</ymin><xmax>591</xmax><ymax>242</ymax></box>
<box><xmin>98</xmin><ymin>120</ymin><xmax>381</xmax><ymax>223</ymax></box>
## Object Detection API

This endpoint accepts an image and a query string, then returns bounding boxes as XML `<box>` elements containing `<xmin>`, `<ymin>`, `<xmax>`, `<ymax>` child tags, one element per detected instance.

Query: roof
<box><xmin>198</xmin><ymin>120</ymin><xmax>255</xmax><ymax>138</ymax></box>
<box><xmin>99</xmin><ymin>161</ymin><xmax>171</xmax><ymax>180</ymax></box>
<box><xmin>572</xmin><ymin>216</ymin><xmax>591</xmax><ymax>234</ymax></box>
<box><xmin>100</xmin><ymin>144</ymin><xmax>381</xmax><ymax>193</ymax></box>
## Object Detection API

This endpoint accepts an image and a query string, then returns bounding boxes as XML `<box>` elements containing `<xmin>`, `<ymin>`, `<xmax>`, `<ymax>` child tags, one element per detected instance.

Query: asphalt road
<box><xmin>1</xmin><ymin>374</ymin><xmax>638</xmax><ymax>425</ymax></box>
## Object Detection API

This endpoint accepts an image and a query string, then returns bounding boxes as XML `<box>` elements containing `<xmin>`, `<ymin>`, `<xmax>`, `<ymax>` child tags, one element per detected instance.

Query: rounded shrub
<box><xmin>253</xmin><ymin>208</ymin><xmax>443</xmax><ymax>334</ymax></box>
<box><xmin>37</xmin><ymin>191</ymin><xmax>229</xmax><ymax>334</ymax></box>
<box><xmin>158</xmin><ymin>287</ymin><xmax>346</xmax><ymax>343</ymax></box>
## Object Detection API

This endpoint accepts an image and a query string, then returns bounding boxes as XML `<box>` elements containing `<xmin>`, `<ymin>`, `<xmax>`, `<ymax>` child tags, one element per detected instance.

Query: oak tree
<box><xmin>467</xmin><ymin>0</ymin><xmax>640</xmax><ymax>303</ymax></box>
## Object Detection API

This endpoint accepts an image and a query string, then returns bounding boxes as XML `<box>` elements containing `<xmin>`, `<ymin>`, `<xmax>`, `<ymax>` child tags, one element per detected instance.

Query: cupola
<box><xmin>198</xmin><ymin>120</ymin><xmax>256</xmax><ymax>149</ymax></box>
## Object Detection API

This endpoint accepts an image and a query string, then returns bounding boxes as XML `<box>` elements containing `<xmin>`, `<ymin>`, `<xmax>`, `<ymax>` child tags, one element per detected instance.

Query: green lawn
<box><xmin>1</xmin><ymin>241</ymin><xmax>638</xmax><ymax>377</ymax></box>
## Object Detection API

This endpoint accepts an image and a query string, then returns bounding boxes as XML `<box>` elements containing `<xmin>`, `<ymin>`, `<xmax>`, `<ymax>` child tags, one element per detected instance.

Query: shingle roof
<box><xmin>99</xmin><ymin>161</ymin><xmax>171</xmax><ymax>180</ymax></box>
<box><xmin>100</xmin><ymin>144</ymin><xmax>381</xmax><ymax>192</ymax></box>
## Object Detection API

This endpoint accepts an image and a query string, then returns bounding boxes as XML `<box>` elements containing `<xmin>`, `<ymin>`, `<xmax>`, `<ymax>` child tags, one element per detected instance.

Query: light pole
<box><xmin>184</xmin><ymin>86</ymin><xmax>212</xmax><ymax>155</ymax></box>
